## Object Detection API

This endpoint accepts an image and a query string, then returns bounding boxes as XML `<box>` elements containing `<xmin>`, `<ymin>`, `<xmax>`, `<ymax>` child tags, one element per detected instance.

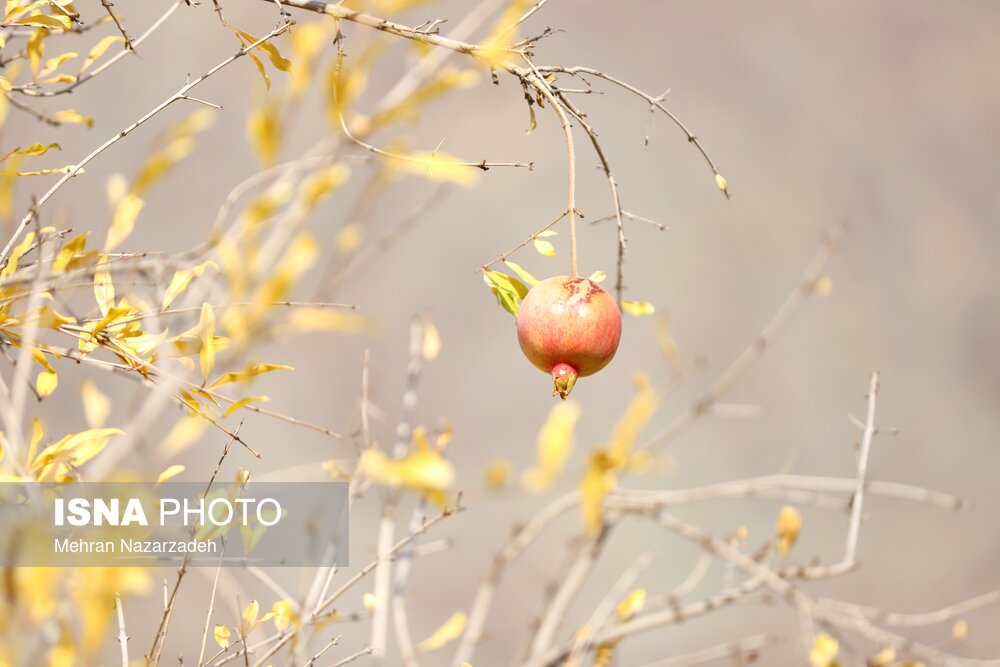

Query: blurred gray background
<box><xmin>6</xmin><ymin>0</ymin><xmax>1000</xmax><ymax>664</ymax></box>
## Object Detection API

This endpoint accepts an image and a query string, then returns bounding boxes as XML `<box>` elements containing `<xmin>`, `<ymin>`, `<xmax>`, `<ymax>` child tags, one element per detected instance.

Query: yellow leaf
<box><xmin>299</xmin><ymin>163</ymin><xmax>350</xmax><ymax>208</ymax></box>
<box><xmin>247</xmin><ymin>103</ymin><xmax>281</xmax><ymax>168</ymax></box>
<box><xmin>589</xmin><ymin>270</ymin><xmax>607</xmax><ymax>283</ymax></box>
<box><xmin>422</xmin><ymin>316</ymin><xmax>441</xmax><ymax>360</ymax></box>
<box><xmin>12</xmin><ymin>14</ymin><xmax>71</xmax><ymax>30</ymax></box>
<box><xmin>4</xmin><ymin>0</ymin><xmax>46</xmax><ymax>23</ymax></box>
<box><xmin>776</xmin><ymin>505</ymin><xmax>802</xmax><ymax>557</ymax></box>
<box><xmin>167</xmin><ymin>108</ymin><xmax>216</xmax><ymax>139</ymax></box>
<box><xmin>335</xmin><ymin>221</ymin><xmax>364</xmax><ymax>256</ymax></box>
<box><xmin>0</xmin><ymin>165</ymin><xmax>82</xmax><ymax>176</ymax></box>
<box><xmin>288</xmin><ymin>20</ymin><xmax>330</xmax><ymax>97</ymax></box>
<box><xmin>479</xmin><ymin>0</ymin><xmax>533</xmax><ymax>67</ymax></box>
<box><xmin>161</xmin><ymin>416</ymin><xmax>207</xmax><ymax>456</ymax></box>
<box><xmin>286</xmin><ymin>308</ymin><xmax>377</xmax><ymax>335</ymax></box>
<box><xmin>156</xmin><ymin>464</ymin><xmax>185</xmax><ymax>485</ymax></box>
<box><xmin>809</xmin><ymin>633</ymin><xmax>839</xmax><ymax>667</ymax></box>
<box><xmin>105</xmin><ymin>172</ymin><xmax>128</xmax><ymax>207</ymax></box>
<box><xmin>38</xmin><ymin>51</ymin><xmax>76</xmax><ymax>78</ymax></box>
<box><xmin>607</xmin><ymin>372</ymin><xmax>656</xmax><ymax>463</ymax></box>
<box><xmin>580</xmin><ymin>451</ymin><xmax>615</xmax><ymax>536</ymax></box>
<box><xmin>51</xmin><ymin>109</ymin><xmax>93</xmax><ymax>128</ymax></box>
<box><xmin>522</xmin><ymin>401</ymin><xmax>580</xmax><ymax>492</ymax></box>
<box><xmin>27</xmin><ymin>417</ymin><xmax>44</xmax><ymax>466</ymax></box>
<box><xmin>715</xmin><ymin>173</ymin><xmax>730</xmax><ymax>197</ymax></box>
<box><xmin>94</xmin><ymin>255</ymin><xmax>114</xmax><ymax>316</ymax></box>
<box><xmin>0</xmin><ymin>75</ymin><xmax>10</xmax><ymax>92</ymax></box>
<box><xmin>615</xmin><ymin>589</ymin><xmax>645</xmax><ymax>621</ymax></box>
<box><xmin>233</xmin><ymin>28</ymin><xmax>291</xmax><ymax>72</ymax></box>
<box><xmin>197</xmin><ymin>303</ymin><xmax>216</xmax><ymax>381</ymax></box>
<box><xmin>78</xmin><ymin>35</ymin><xmax>124</xmax><ymax>74</ymax></box>
<box><xmin>359</xmin><ymin>447</ymin><xmax>455</xmax><ymax>494</ymax></box>
<box><xmin>162</xmin><ymin>261</ymin><xmax>218</xmax><ymax>309</ymax></box>
<box><xmin>105</xmin><ymin>192</ymin><xmax>144</xmax><ymax>250</ymax></box>
<box><xmin>869</xmin><ymin>646</ymin><xmax>896</xmax><ymax>667</ymax></box>
<box><xmin>27</xmin><ymin>28</ymin><xmax>45</xmax><ymax>78</ymax></box>
<box><xmin>655</xmin><ymin>314</ymin><xmax>681</xmax><ymax>371</ymax></box>
<box><xmin>131</xmin><ymin>139</ymin><xmax>193</xmax><ymax>197</ymax></box>
<box><xmin>621</xmin><ymin>301</ymin><xmax>655</xmax><ymax>316</ymax></box>
<box><xmin>482</xmin><ymin>270</ymin><xmax>529</xmax><ymax>317</ymax></box>
<box><xmin>248</xmin><ymin>234</ymin><xmax>318</xmax><ymax>311</ymax></box>
<box><xmin>0</xmin><ymin>155</ymin><xmax>21</xmax><ymax>216</ymax></box>
<box><xmin>214</xmin><ymin>624</ymin><xmax>231</xmax><ymax>649</ymax></box>
<box><xmin>241</xmin><ymin>599</ymin><xmax>259</xmax><ymax>631</ymax></box>
<box><xmin>80</xmin><ymin>379</ymin><xmax>111</xmax><ymax>428</ymax></box>
<box><xmin>272</xmin><ymin>600</ymin><xmax>295</xmax><ymax>631</ymax></box>
<box><xmin>363</xmin><ymin>592</ymin><xmax>377</xmax><ymax>610</ymax></box>
<box><xmin>322</xmin><ymin>459</ymin><xmax>350</xmax><ymax>480</ymax></box>
<box><xmin>222</xmin><ymin>395</ymin><xmax>269</xmax><ymax>417</ymax></box>
<box><xmin>484</xmin><ymin>459</ymin><xmax>512</xmax><ymax>489</ymax></box>
<box><xmin>208</xmin><ymin>362</ymin><xmax>292</xmax><ymax>389</ymax></box>
<box><xmin>416</xmin><ymin>611</ymin><xmax>466</xmax><ymax>652</ymax></box>
<box><xmin>1</xmin><ymin>230</ymin><xmax>35</xmax><ymax>278</ymax></box>
<box><xmin>31</xmin><ymin>347</ymin><xmax>55</xmax><ymax>375</ymax></box>
<box><xmin>245</xmin><ymin>47</ymin><xmax>270</xmax><ymax>91</ymax></box>
<box><xmin>5</xmin><ymin>142</ymin><xmax>61</xmax><ymax>158</ymax></box>
<box><xmin>504</xmin><ymin>260</ymin><xmax>538</xmax><ymax>286</ymax></box>
<box><xmin>242</xmin><ymin>182</ymin><xmax>292</xmax><ymax>229</ymax></box>
<box><xmin>952</xmin><ymin>619</ymin><xmax>969</xmax><ymax>642</ymax></box>
<box><xmin>42</xmin><ymin>73</ymin><xmax>76</xmax><ymax>84</ymax></box>
<box><xmin>393</xmin><ymin>151</ymin><xmax>481</xmax><ymax>187</ymax></box>
<box><xmin>36</xmin><ymin>370</ymin><xmax>57</xmax><ymax>397</ymax></box>
<box><xmin>533</xmin><ymin>239</ymin><xmax>555</xmax><ymax>256</ymax></box>
<box><xmin>31</xmin><ymin>427</ymin><xmax>122</xmax><ymax>481</ymax></box>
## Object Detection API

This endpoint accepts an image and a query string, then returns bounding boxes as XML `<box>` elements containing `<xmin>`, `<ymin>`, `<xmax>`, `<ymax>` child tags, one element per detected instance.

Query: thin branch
<box><xmin>636</xmin><ymin>634</ymin><xmax>781</xmax><ymax>667</ymax></box>
<box><xmin>115</xmin><ymin>593</ymin><xmax>129</xmax><ymax>667</ymax></box>
<box><xmin>1</xmin><ymin>20</ymin><xmax>293</xmax><ymax>264</ymax></box>
<box><xmin>477</xmin><ymin>209</ymin><xmax>568</xmax><ymax>271</ymax></box>
<box><xmin>609</xmin><ymin>474</ymin><xmax>969</xmax><ymax>513</ymax></box>
<box><xmin>566</xmin><ymin>547</ymin><xmax>657</xmax><ymax>664</ymax></box>
<box><xmin>14</xmin><ymin>0</ymin><xmax>182</xmax><ymax>97</ymax></box>
<box><xmin>335</xmin><ymin>91</ymin><xmax>530</xmax><ymax>172</ymax></box>
<box><xmin>305</xmin><ymin>636</ymin><xmax>341</xmax><ymax>667</ymax></box>
<box><xmin>522</xmin><ymin>63</ymin><xmax>578</xmax><ymax>277</ymax></box>
<box><xmin>539</xmin><ymin>65</ymin><xmax>728</xmax><ymax>194</ymax></box>
<box><xmin>523</xmin><ymin>577</ymin><xmax>766</xmax><ymax>667</ymax></box>
<box><xmin>370</xmin><ymin>318</ymin><xmax>425</xmax><ymax>659</ymax></box>
<box><xmin>451</xmin><ymin>492</ymin><xmax>578</xmax><ymax>667</ymax></box>
<box><xmin>328</xmin><ymin>647</ymin><xmax>373</xmax><ymax>667</ymax></box>
<box><xmin>641</xmin><ymin>224</ymin><xmax>847</xmax><ymax>451</ymax></box>
<box><xmin>250</xmin><ymin>506</ymin><xmax>462</xmax><ymax>667</ymax></box>
<box><xmin>529</xmin><ymin>524</ymin><xmax>611</xmax><ymax>657</ymax></box>
<box><xmin>100</xmin><ymin>0</ymin><xmax>135</xmax><ymax>50</ymax></box>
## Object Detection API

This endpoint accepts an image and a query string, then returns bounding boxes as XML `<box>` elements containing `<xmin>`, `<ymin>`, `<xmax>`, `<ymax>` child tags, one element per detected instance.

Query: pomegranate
<box><xmin>516</xmin><ymin>275</ymin><xmax>622</xmax><ymax>399</ymax></box>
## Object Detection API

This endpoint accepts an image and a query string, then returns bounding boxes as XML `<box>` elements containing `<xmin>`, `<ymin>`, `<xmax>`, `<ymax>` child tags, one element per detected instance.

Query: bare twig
<box><xmin>328</xmin><ymin>647</ymin><xmax>373</xmax><ymax>667</ymax></box>
<box><xmin>452</xmin><ymin>492</ymin><xmax>578</xmax><ymax>666</ymax></box>
<box><xmin>115</xmin><ymin>593</ymin><xmax>129</xmax><ymax>667</ymax></box>
<box><xmin>100</xmin><ymin>0</ymin><xmax>135</xmax><ymax>50</ymax></box>
<box><xmin>641</xmin><ymin>224</ymin><xmax>847</xmax><ymax>451</ymax></box>
<box><xmin>529</xmin><ymin>524</ymin><xmax>611</xmax><ymax>657</ymax></box>
<box><xmin>636</xmin><ymin>634</ymin><xmax>781</xmax><ymax>667</ymax></box>
<box><xmin>2</xmin><ymin>21</ymin><xmax>293</xmax><ymax>264</ymax></box>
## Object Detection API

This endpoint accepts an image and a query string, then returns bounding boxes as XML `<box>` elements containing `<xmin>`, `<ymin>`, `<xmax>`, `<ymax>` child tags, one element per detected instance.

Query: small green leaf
<box><xmin>504</xmin><ymin>260</ymin><xmax>538</xmax><ymax>286</ymax></box>
<box><xmin>533</xmin><ymin>239</ymin><xmax>555</xmax><ymax>257</ymax></box>
<box><xmin>483</xmin><ymin>270</ymin><xmax>528</xmax><ymax>317</ymax></box>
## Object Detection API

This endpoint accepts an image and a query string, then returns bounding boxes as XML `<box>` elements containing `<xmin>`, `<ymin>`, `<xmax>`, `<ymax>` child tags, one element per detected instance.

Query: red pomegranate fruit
<box><xmin>516</xmin><ymin>275</ymin><xmax>622</xmax><ymax>399</ymax></box>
